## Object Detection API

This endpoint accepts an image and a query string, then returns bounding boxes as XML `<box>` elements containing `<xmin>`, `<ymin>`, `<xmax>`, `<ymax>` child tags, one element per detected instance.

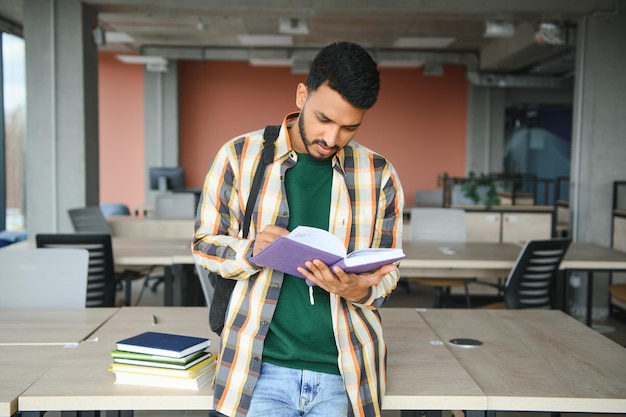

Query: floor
<box><xmin>100</xmin><ymin>275</ymin><xmax>626</xmax><ymax>417</ymax></box>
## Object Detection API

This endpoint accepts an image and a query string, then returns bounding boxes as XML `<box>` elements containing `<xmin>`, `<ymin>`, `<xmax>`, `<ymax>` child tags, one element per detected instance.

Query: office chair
<box><xmin>414</xmin><ymin>189</ymin><xmax>444</xmax><ymax>207</ymax></box>
<box><xmin>67</xmin><ymin>206</ymin><xmax>159</xmax><ymax>305</ymax></box>
<box><xmin>154</xmin><ymin>193</ymin><xmax>197</xmax><ymax>219</ymax></box>
<box><xmin>482</xmin><ymin>238</ymin><xmax>571</xmax><ymax>309</ymax></box>
<box><xmin>68</xmin><ymin>206</ymin><xmax>112</xmax><ymax>233</ymax></box>
<box><xmin>100</xmin><ymin>202</ymin><xmax>131</xmax><ymax>216</ymax></box>
<box><xmin>409</xmin><ymin>208</ymin><xmax>475</xmax><ymax>308</ymax></box>
<box><xmin>36</xmin><ymin>233</ymin><xmax>117</xmax><ymax>307</ymax></box>
<box><xmin>0</xmin><ymin>248</ymin><xmax>89</xmax><ymax>308</ymax></box>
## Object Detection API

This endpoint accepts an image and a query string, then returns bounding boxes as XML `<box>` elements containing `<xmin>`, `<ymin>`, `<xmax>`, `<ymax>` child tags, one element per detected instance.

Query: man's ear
<box><xmin>295</xmin><ymin>83</ymin><xmax>308</xmax><ymax>109</ymax></box>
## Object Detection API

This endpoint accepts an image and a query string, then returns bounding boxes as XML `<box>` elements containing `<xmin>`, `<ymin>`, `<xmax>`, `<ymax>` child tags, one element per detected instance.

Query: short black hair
<box><xmin>306</xmin><ymin>42</ymin><xmax>380</xmax><ymax>109</ymax></box>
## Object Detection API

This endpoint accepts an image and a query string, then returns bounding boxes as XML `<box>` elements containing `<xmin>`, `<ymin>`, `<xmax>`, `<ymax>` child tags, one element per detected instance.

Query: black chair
<box><xmin>484</xmin><ymin>238</ymin><xmax>571</xmax><ymax>309</ymax></box>
<box><xmin>68</xmin><ymin>206</ymin><xmax>113</xmax><ymax>233</ymax></box>
<box><xmin>36</xmin><ymin>233</ymin><xmax>117</xmax><ymax>307</ymax></box>
<box><xmin>67</xmin><ymin>206</ymin><xmax>160</xmax><ymax>305</ymax></box>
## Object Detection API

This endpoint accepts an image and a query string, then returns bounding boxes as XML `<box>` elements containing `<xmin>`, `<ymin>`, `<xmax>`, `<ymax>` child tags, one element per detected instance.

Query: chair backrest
<box><xmin>154</xmin><ymin>192</ymin><xmax>197</xmax><ymax>219</ymax></box>
<box><xmin>414</xmin><ymin>189</ymin><xmax>444</xmax><ymax>207</ymax></box>
<box><xmin>503</xmin><ymin>238</ymin><xmax>572</xmax><ymax>309</ymax></box>
<box><xmin>100</xmin><ymin>203</ymin><xmax>131</xmax><ymax>216</ymax></box>
<box><xmin>35</xmin><ymin>233</ymin><xmax>117</xmax><ymax>307</ymax></box>
<box><xmin>409</xmin><ymin>208</ymin><xmax>467</xmax><ymax>242</ymax></box>
<box><xmin>0</xmin><ymin>248</ymin><xmax>89</xmax><ymax>308</ymax></box>
<box><xmin>68</xmin><ymin>206</ymin><xmax>112</xmax><ymax>233</ymax></box>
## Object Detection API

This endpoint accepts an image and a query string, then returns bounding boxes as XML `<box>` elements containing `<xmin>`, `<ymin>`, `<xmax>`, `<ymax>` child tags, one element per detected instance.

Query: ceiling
<box><xmin>0</xmin><ymin>0</ymin><xmax>618</xmax><ymax>84</ymax></box>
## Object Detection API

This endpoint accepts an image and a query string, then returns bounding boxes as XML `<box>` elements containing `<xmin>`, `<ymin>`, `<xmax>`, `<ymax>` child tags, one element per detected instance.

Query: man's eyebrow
<box><xmin>317</xmin><ymin>111</ymin><xmax>362</xmax><ymax>129</ymax></box>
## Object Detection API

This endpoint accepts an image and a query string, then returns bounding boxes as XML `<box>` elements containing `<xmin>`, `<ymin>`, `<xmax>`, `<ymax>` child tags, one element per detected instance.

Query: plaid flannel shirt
<box><xmin>192</xmin><ymin>112</ymin><xmax>404</xmax><ymax>417</ymax></box>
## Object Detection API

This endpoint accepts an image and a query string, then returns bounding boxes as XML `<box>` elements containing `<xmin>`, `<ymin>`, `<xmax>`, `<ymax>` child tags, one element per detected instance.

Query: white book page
<box><xmin>287</xmin><ymin>225</ymin><xmax>347</xmax><ymax>257</ymax></box>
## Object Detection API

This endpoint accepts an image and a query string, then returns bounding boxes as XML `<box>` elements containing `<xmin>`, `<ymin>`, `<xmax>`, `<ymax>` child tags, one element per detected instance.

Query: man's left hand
<box><xmin>297</xmin><ymin>261</ymin><xmax>397</xmax><ymax>303</ymax></box>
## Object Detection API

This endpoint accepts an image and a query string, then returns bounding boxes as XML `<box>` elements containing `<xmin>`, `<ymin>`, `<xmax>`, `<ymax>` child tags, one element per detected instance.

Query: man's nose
<box><xmin>322</xmin><ymin>126</ymin><xmax>341</xmax><ymax>147</ymax></box>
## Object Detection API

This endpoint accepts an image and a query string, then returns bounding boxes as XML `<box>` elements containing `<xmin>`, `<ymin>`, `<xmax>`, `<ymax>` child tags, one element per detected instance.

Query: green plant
<box><xmin>460</xmin><ymin>171</ymin><xmax>501</xmax><ymax>209</ymax></box>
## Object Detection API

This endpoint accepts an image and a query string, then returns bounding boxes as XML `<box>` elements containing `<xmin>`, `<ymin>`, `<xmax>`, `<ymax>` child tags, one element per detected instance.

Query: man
<box><xmin>192</xmin><ymin>41</ymin><xmax>404</xmax><ymax>417</ymax></box>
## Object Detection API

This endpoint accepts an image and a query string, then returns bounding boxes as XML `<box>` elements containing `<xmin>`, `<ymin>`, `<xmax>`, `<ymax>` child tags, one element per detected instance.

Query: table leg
<box><xmin>465</xmin><ymin>411</ymin><xmax>487</xmax><ymax>417</ymax></box>
<box><xmin>105</xmin><ymin>411</ymin><xmax>133</xmax><ymax>417</ymax></box>
<box><xmin>555</xmin><ymin>270</ymin><xmax>567</xmax><ymax>312</ymax></box>
<box><xmin>163</xmin><ymin>265</ymin><xmax>174</xmax><ymax>306</ymax></box>
<box><xmin>171</xmin><ymin>263</ymin><xmax>204</xmax><ymax>306</ymax></box>
<box><xmin>586</xmin><ymin>273</ymin><xmax>594</xmax><ymax>327</ymax></box>
<box><xmin>123</xmin><ymin>271</ymin><xmax>133</xmax><ymax>307</ymax></box>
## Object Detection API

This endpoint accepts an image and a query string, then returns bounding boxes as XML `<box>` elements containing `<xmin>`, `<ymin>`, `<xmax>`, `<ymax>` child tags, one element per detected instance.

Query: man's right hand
<box><xmin>252</xmin><ymin>225</ymin><xmax>290</xmax><ymax>256</ymax></box>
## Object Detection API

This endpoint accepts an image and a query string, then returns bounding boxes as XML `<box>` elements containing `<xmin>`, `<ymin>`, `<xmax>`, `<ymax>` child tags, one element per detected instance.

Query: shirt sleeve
<box><xmin>191</xmin><ymin>141</ymin><xmax>260</xmax><ymax>279</ymax></box>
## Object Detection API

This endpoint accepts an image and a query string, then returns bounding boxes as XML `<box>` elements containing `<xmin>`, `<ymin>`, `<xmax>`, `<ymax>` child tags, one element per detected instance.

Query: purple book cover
<box><xmin>250</xmin><ymin>226</ymin><xmax>405</xmax><ymax>281</ymax></box>
<box><xmin>251</xmin><ymin>237</ymin><xmax>344</xmax><ymax>279</ymax></box>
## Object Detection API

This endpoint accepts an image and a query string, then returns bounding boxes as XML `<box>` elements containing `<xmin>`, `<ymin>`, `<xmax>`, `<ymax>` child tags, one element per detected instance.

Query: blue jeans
<box><xmin>247</xmin><ymin>362</ymin><xmax>349</xmax><ymax>416</ymax></box>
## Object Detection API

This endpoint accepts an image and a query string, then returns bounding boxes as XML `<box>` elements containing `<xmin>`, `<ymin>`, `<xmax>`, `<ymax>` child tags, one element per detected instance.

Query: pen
<box><xmin>152</xmin><ymin>315</ymin><xmax>158</xmax><ymax>326</ymax></box>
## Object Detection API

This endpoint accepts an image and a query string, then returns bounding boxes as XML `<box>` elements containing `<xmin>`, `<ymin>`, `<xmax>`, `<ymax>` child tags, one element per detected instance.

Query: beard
<box><xmin>298</xmin><ymin>110</ymin><xmax>339</xmax><ymax>161</ymax></box>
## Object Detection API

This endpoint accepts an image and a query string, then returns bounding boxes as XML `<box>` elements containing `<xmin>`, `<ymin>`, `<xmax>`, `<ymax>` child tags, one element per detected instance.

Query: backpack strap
<box><xmin>241</xmin><ymin>125</ymin><xmax>280</xmax><ymax>238</ymax></box>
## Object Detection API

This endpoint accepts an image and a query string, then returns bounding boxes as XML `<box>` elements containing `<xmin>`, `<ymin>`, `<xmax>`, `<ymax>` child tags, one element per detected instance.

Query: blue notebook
<box><xmin>116</xmin><ymin>332</ymin><xmax>211</xmax><ymax>358</ymax></box>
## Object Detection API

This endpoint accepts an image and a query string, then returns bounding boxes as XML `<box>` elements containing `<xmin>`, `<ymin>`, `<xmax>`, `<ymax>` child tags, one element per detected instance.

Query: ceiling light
<box><xmin>484</xmin><ymin>20</ymin><xmax>516</xmax><ymax>38</ymax></box>
<box><xmin>249</xmin><ymin>58</ymin><xmax>293</xmax><ymax>67</ymax></box>
<box><xmin>116</xmin><ymin>55</ymin><xmax>168</xmax><ymax>65</ymax></box>
<box><xmin>238</xmin><ymin>34</ymin><xmax>293</xmax><ymax>47</ymax></box>
<box><xmin>392</xmin><ymin>37</ymin><xmax>455</xmax><ymax>49</ymax></box>
<box><xmin>105</xmin><ymin>31</ymin><xmax>135</xmax><ymax>43</ymax></box>
<box><xmin>377</xmin><ymin>60</ymin><xmax>424</xmax><ymax>68</ymax></box>
<box><xmin>279</xmin><ymin>18</ymin><xmax>309</xmax><ymax>35</ymax></box>
<box><xmin>535</xmin><ymin>22</ymin><xmax>565</xmax><ymax>45</ymax></box>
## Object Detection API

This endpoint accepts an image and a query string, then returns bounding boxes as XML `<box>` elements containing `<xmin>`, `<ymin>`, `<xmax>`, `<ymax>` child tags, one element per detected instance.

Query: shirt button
<box><xmin>261</xmin><ymin>321</ymin><xmax>268</xmax><ymax>326</ymax></box>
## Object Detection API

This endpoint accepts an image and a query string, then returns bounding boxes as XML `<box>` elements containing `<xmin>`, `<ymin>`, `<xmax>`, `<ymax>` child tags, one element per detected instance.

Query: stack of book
<box><xmin>109</xmin><ymin>331</ymin><xmax>216</xmax><ymax>390</ymax></box>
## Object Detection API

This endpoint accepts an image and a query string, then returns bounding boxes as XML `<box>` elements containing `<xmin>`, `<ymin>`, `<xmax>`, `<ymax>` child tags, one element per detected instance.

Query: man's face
<box><xmin>293</xmin><ymin>82</ymin><xmax>367</xmax><ymax>160</ymax></box>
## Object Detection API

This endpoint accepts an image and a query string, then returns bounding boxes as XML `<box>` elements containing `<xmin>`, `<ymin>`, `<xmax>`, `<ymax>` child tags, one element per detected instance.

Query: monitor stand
<box><xmin>158</xmin><ymin>176</ymin><xmax>168</xmax><ymax>193</ymax></box>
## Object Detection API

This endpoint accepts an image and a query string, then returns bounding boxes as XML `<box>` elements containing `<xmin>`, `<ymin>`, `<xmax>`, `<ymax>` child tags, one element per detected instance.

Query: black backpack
<box><xmin>207</xmin><ymin>125</ymin><xmax>279</xmax><ymax>335</ymax></box>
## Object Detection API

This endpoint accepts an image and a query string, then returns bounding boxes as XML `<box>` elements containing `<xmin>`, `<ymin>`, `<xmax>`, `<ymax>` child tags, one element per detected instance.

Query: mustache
<box><xmin>311</xmin><ymin>139</ymin><xmax>339</xmax><ymax>150</ymax></box>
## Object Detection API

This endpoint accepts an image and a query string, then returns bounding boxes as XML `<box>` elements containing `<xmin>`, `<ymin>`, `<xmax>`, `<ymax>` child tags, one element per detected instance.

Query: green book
<box><xmin>112</xmin><ymin>351</ymin><xmax>213</xmax><ymax>370</ymax></box>
<box><xmin>110</xmin><ymin>348</ymin><xmax>208</xmax><ymax>366</ymax></box>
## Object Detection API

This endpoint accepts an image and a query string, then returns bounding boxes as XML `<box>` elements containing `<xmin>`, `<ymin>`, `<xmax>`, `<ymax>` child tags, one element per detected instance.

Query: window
<box><xmin>2</xmin><ymin>32</ymin><xmax>25</xmax><ymax>231</ymax></box>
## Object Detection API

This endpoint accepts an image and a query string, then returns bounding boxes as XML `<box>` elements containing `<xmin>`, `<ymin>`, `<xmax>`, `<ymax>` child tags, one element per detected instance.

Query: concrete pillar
<box><xmin>466</xmin><ymin>86</ymin><xmax>505</xmax><ymax>175</ymax></box>
<box><xmin>571</xmin><ymin>3</ymin><xmax>626</xmax><ymax>245</ymax></box>
<box><xmin>569</xmin><ymin>1</ymin><xmax>626</xmax><ymax>321</ymax></box>
<box><xmin>143</xmin><ymin>61</ymin><xmax>180</xmax><ymax>205</ymax></box>
<box><xmin>23</xmin><ymin>0</ymin><xmax>99</xmax><ymax>234</ymax></box>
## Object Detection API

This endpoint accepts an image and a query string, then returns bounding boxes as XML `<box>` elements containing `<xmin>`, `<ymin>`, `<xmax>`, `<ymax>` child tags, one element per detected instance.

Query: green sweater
<box><xmin>262</xmin><ymin>152</ymin><xmax>340</xmax><ymax>375</ymax></box>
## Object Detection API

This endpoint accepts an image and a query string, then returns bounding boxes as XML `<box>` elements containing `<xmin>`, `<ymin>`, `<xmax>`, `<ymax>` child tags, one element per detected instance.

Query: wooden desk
<box><xmin>0</xmin><ymin>346</ymin><xmax>73</xmax><ymax>417</ymax></box>
<box><xmin>419</xmin><ymin>309</ymin><xmax>626</xmax><ymax>413</ymax></box>
<box><xmin>17</xmin><ymin>307</ymin><xmax>626</xmax><ymax>415</ymax></box>
<box><xmin>0</xmin><ymin>308</ymin><xmax>118</xmax><ymax>346</ymax></box>
<box><xmin>18</xmin><ymin>307</ymin><xmax>218</xmax><ymax>415</ymax></box>
<box><xmin>0</xmin><ymin>309</ymin><xmax>117</xmax><ymax>417</ymax></box>
<box><xmin>379</xmin><ymin>308</ymin><xmax>486</xmax><ymax>410</ymax></box>
<box><xmin>112</xmin><ymin>238</ymin><xmax>196</xmax><ymax>306</ymax></box>
<box><xmin>107</xmin><ymin>216</ymin><xmax>193</xmax><ymax>239</ymax></box>
<box><xmin>18</xmin><ymin>307</ymin><xmax>484</xmax><ymax>415</ymax></box>
<box><xmin>561</xmin><ymin>242</ymin><xmax>626</xmax><ymax>326</ymax></box>
<box><xmin>399</xmin><ymin>241</ymin><xmax>520</xmax><ymax>279</ymax></box>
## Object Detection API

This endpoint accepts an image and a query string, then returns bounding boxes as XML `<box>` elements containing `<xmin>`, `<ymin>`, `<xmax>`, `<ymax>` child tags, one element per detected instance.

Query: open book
<box><xmin>250</xmin><ymin>225</ymin><xmax>405</xmax><ymax>283</ymax></box>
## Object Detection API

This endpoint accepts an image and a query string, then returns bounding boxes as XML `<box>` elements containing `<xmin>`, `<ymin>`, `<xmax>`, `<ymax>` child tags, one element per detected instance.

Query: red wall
<box><xmin>98</xmin><ymin>52</ymin><xmax>145</xmax><ymax>210</ymax></box>
<box><xmin>99</xmin><ymin>56</ymin><xmax>468</xmax><ymax>209</ymax></box>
